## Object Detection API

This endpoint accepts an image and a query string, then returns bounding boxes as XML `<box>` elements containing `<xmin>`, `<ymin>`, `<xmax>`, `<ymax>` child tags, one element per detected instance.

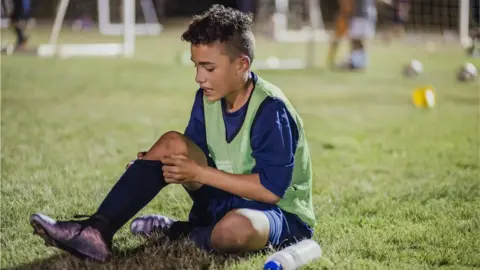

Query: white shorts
<box><xmin>349</xmin><ymin>17</ymin><xmax>376</xmax><ymax>40</ymax></box>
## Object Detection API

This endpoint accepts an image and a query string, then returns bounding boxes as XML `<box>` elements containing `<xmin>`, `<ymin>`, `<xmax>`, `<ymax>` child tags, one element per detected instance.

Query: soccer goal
<box><xmin>98</xmin><ymin>0</ymin><xmax>162</xmax><ymax>36</ymax></box>
<box><xmin>37</xmin><ymin>0</ymin><xmax>163</xmax><ymax>58</ymax></box>
<box><xmin>252</xmin><ymin>0</ymin><xmax>329</xmax><ymax>70</ymax></box>
<box><xmin>252</xmin><ymin>0</ymin><xmax>477</xmax><ymax>70</ymax></box>
<box><xmin>377</xmin><ymin>0</ymin><xmax>477</xmax><ymax>48</ymax></box>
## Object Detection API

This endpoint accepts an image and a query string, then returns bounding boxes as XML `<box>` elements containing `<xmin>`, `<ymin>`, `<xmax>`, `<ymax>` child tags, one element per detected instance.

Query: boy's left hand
<box><xmin>161</xmin><ymin>155</ymin><xmax>203</xmax><ymax>183</ymax></box>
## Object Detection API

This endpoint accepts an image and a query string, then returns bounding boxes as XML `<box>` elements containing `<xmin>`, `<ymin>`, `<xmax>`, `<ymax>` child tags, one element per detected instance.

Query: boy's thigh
<box><xmin>185</xmin><ymin>184</ymin><xmax>230</xmax><ymax>227</ymax></box>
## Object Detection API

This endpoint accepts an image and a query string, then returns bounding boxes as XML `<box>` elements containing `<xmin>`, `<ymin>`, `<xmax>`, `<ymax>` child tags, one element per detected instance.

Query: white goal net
<box><xmin>252</xmin><ymin>0</ymin><xmax>477</xmax><ymax>70</ymax></box>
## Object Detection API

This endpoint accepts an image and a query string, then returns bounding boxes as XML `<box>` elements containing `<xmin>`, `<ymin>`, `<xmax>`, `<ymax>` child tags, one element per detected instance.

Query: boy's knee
<box><xmin>211</xmin><ymin>213</ymin><xmax>255</xmax><ymax>252</ymax></box>
<box><xmin>210</xmin><ymin>209</ymin><xmax>269</xmax><ymax>253</ymax></box>
<box><xmin>144</xmin><ymin>131</ymin><xmax>188</xmax><ymax>160</ymax></box>
<box><xmin>160</xmin><ymin>131</ymin><xmax>188</xmax><ymax>150</ymax></box>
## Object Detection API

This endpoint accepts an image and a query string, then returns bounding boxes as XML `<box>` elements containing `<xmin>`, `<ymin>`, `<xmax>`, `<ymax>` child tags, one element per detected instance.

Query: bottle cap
<box><xmin>264</xmin><ymin>260</ymin><xmax>282</xmax><ymax>270</ymax></box>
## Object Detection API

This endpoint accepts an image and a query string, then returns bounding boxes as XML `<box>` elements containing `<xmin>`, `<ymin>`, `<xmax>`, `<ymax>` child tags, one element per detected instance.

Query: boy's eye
<box><xmin>192</xmin><ymin>64</ymin><xmax>214</xmax><ymax>72</ymax></box>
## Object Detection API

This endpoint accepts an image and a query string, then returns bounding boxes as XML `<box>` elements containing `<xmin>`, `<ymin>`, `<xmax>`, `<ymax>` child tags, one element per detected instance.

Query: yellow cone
<box><xmin>412</xmin><ymin>86</ymin><xmax>436</xmax><ymax>108</ymax></box>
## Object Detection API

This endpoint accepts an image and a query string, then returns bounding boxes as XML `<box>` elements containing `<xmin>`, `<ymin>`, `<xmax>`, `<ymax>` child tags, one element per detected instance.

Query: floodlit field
<box><xmin>1</xmin><ymin>25</ymin><xmax>479</xmax><ymax>269</ymax></box>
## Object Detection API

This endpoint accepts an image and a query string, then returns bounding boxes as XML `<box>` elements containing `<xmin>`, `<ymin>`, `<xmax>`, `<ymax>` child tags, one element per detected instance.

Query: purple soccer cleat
<box><xmin>30</xmin><ymin>213</ymin><xmax>112</xmax><ymax>262</ymax></box>
<box><xmin>130</xmin><ymin>214</ymin><xmax>176</xmax><ymax>237</ymax></box>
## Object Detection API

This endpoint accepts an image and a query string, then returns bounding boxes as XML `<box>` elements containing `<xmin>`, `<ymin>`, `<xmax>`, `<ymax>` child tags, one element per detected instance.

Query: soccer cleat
<box><xmin>130</xmin><ymin>214</ymin><xmax>176</xmax><ymax>237</ymax></box>
<box><xmin>30</xmin><ymin>213</ymin><xmax>112</xmax><ymax>262</ymax></box>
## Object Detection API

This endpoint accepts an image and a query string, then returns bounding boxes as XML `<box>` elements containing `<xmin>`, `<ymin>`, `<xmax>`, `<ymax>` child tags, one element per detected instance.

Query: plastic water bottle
<box><xmin>264</xmin><ymin>239</ymin><xmax>322</xmax><ymax>270</ymax></box>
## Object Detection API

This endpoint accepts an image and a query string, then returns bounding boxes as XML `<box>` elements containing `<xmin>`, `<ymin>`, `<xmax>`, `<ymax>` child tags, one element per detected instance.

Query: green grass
<box><xmin>1</xmin><ymin>25</ymin><xmax>480</xmax><ymax>269</ymax></box>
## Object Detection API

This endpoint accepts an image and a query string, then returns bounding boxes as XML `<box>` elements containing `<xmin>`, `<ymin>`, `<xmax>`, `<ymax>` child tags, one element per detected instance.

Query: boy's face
<box><xmin>190</xmin><ymin>41</ymin><xmax>248</xmax><ymax>102</ymax></box>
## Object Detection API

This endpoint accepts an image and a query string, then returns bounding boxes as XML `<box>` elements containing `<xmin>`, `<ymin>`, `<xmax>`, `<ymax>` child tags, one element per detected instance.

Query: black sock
<box><xmin>167</xmin><ymin>221</ymin><xmax>194</xmax><ymax>240</ymax></box>
<box><xmin>95</xmin><ymin>159</ymin><xmax>167</xmax><ymax>235</ymax></box>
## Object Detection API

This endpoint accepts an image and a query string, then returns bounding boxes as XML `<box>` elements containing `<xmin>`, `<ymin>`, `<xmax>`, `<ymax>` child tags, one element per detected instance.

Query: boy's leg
<box><xmin>30</xmin><ymin>131</ymin><xmax>208</xmax><ymax>262</ymax></box>
<box><xmin>143</xmin><ymin>131</ymin><xmax>207</xmax><ymax>191</ymax></box>
<box><xmin>189</xmin><ymin>204</ymin><xmax>313</xmax><ymax>254</ymax></box>
<box><xmin>95</xmin><ymin>131</ymin><xmax>208</xmax><ymax>232</ymax></box>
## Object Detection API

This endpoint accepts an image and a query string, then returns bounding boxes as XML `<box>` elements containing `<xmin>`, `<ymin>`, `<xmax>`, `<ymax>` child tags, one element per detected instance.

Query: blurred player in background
<box><xmin>385</xmin><ymin>0</ymin><xmax>410</xmax><ymax>44</ymax></box>
<box><xmin>343</xmin><ymin>0</ymin><xmax>378</xmax><ymax>70</ymax></box>
<box><xmin>328</xmin><ymin>0</ymin><xmax>378</xmax><ymax>71</ymax></box>
<box><xmin>9</xmin><ymin>0</ymin><xmax>31</xmax><ymax>50</ymax></box>
<box><xmin>327</xmin><ymin>0</ymin><xmax>352</xmax><ymax>69</ymax></box>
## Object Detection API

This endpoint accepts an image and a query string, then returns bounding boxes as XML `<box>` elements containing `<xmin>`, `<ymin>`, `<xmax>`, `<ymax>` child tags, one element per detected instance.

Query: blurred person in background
<box><xmin>9</xmin><ymin>0</ymin><xmax>31</xmax><ymax>51</ymax></box>
<box><xmin>328</xmin><ymin>0</ymin><xmax>378</xmax><ymax>71</ymax></box>
<box><xmin>385</xmin><ymin>0</ymin><xmax>410</xmax><ymax>44</ymax></box>
<box><xmin>341</xmin><ymin>0</ymin><xmax>377</xmax><ymax>70</ymax></box>
<box><xmin>327</xmin><ymin>0</ymin><xmax>352</xmax><ymax>69</ymax></box>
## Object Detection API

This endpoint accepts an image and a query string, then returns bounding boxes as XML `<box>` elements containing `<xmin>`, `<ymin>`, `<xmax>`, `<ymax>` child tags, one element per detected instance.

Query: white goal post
<box><xmin>253</xmin><ymin>0</ymin><xmax>328</xmax><ymax>70</ymax></box>
<box><xmin>98</xmin><ymin>0</ymin><xmax>162</xmax><ymax>36</ymax></box>
<box><xmin>37</xmin><ymin>0</ymin><xmax>135</xmax><ymax>58</ymax></box>
<box><xmin>459</xmin><ymin>0</ymin><xmax>472</xmax><ymax>48</ymax></box>
<box><xmin>272</xmin><ymin>0</ymin><xmax>328</xmax><ymax>43</ymax></box>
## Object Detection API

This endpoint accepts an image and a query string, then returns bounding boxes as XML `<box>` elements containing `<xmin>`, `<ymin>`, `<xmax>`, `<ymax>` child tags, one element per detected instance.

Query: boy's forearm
<box><xmin>196</xmin><ymin>166</ymin><xmax>280</xmax><ymax>204</ymax></box>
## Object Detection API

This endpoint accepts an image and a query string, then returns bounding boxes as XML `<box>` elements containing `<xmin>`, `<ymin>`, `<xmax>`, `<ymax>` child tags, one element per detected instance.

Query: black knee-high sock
<box><xmin>95</xmin><ymin>159</ymin><xmax>167</xmax><ymax>235</ymax></box>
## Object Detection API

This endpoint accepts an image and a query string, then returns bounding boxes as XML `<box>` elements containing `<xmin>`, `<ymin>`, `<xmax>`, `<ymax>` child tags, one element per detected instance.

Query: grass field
<box><xmin>1</xmin><ymin>25</ymin><xmax>480</xmax><ymax>269</ymax></box>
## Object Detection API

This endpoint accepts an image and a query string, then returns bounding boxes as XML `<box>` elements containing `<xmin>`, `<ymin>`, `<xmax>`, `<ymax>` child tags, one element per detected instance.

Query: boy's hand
<box><xmin>161</xmin><ymin>155</ymin><xmax>203</xmax><ymax>183</ymax></box>
<box><xmin>125</xmin><ymin>151</ymin><xmax>147</xmax><ymax>169</ymax></box>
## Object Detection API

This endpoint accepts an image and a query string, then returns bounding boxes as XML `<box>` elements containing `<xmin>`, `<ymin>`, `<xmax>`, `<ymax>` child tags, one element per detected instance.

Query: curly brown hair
<box><xmin>181</xmin><ymin>4</ymin><xmax>255</xmax><ymax>63</ymax></box>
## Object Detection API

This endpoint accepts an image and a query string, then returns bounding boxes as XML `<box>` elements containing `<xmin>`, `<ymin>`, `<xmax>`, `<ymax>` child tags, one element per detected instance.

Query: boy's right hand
<box><xmin>126</xmin><ymin>151</ymin><xmax>147</xmax><ymax>169</ymax></box>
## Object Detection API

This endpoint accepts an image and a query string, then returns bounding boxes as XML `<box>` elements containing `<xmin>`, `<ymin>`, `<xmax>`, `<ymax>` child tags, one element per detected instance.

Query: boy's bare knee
<box><xmin>159</xmin><ymin>131</ymin><xmax>188</xmax><ymax>152</ymax></box>
<box><xmin>211</xmin><ymin>213</ymin><xmax>254</xmax><ymax>253</ymax></box>
<box><xmin>144</xmin><ymin>131</ymin><xmax>188</xmax><ymax>160</ymax></box>
<box><xmin>210</xmin><ymin>210</ymin><xmax>269</xmax><ymax>253</ymax></box>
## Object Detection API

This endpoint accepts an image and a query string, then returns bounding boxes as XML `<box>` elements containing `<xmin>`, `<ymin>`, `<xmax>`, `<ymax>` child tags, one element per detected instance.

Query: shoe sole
<box><xmin>30</xmin><ymin>216</ymin><xmax>106</xmax><ymax>262</ymax></box>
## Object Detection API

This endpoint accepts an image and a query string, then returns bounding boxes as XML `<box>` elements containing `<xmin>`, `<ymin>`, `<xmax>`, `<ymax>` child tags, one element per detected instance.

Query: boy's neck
<box><xmin>224</xmin><ymin>72</ymin><xmax>254</xmax><ymax>113</ymax></box>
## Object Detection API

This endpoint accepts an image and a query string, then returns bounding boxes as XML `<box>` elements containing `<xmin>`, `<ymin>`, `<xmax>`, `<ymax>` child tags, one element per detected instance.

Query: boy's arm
<box><xmin>162</xmin><ymin>97</ymin><xmax>298</xmax><ymax>205</ymax></box>
<box><xmin>162</xmin><ymin>156</ymin><xmax>278</xmax><ymax>204</ymax></box>
<box><xmin>197</xmin><ymin>169</ymin><xmax>280</xmax><ymax>204</ymax></box>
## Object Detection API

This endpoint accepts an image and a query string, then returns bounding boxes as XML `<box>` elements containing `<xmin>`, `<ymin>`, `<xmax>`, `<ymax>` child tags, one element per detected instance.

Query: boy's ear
<box><xmin>237</xmin><ymin>55</ymin><xmax>251</xmax><ymax>72</ymax></box>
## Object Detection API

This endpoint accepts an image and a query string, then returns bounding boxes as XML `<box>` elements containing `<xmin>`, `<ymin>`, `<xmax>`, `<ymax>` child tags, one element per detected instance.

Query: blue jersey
<box><xmin>184</xmin><ymin>72</ymin><xmax>299</xmax><ymax>198</ymax></box>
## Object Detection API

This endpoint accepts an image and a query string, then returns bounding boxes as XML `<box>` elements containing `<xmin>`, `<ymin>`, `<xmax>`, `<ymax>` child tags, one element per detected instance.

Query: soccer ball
<box><xmin>403</xmin><ymin>60</ymin><xmax>423</xmax><ymax>77</ymax></box>
<box><xmin>456</xmin><ymin>62</ymin><xmax>478</xmax><ymax>82</ymax></box>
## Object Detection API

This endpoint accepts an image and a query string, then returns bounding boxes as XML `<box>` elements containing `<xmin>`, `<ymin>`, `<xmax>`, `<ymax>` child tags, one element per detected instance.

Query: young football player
<box><xmin>30</xmin><ymin>5</ymin><xmax>316</xmax><ymax>262</ymax></box>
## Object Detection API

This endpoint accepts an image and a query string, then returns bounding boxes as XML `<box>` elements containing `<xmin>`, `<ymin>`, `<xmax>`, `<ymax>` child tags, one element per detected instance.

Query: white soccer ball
<box><xmin>457</xmin><ymin>62</ymin><xmax>478</xmax><ymax>82</ymax></box>
<box><xmin>403</xmin><ymin>60</ymin><xmax>423</xmax><ymax>77</ymax></box>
